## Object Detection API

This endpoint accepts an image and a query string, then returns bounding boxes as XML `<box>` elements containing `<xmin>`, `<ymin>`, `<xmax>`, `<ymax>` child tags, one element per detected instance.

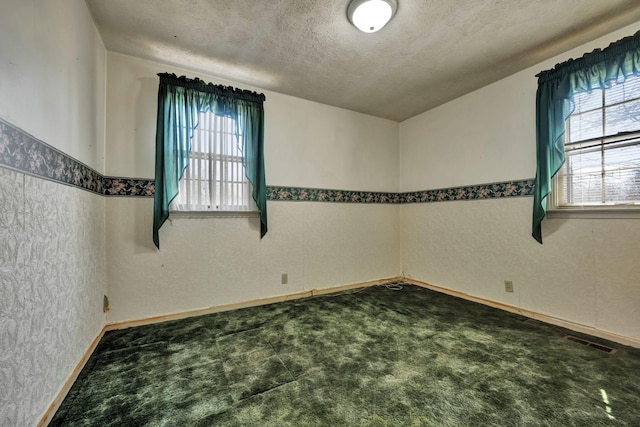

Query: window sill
<box><xmin>547</xmin><ymin>207</ymin><xmax>640</xmax><ymax>219</ymax></box>
<box><xmin>169</xmin><ymin>210</ymin><xmax>260</xmax><ymax>219</ymax></box>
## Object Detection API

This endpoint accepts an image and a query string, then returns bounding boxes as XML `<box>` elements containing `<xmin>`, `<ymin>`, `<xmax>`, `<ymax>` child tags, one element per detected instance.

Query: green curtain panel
<box><xmin>153</xmin><ymin>73</ymin><xmax>267</xmax><ymax>249</ymax></box>
<box><xmin>532</xmin><ymin>31</ymin><xmax>640</xmax><ymax>243</ymax></box>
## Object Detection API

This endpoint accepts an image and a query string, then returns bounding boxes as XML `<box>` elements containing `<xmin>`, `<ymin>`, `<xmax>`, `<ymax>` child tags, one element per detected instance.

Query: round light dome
<box><xmin>348</xmin><ymin>0</ymin><xmax>398</xmax><ymax>33</ymax></box>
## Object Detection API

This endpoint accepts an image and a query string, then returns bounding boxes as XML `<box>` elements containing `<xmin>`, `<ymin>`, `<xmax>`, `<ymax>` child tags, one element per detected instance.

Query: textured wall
<box><xmin>105</xmin><ymin>52</ymin><xmax>400</xmax><ymax>191</ymax></box>
<box><xmin>0</xmin><ymin>0</ymin><xmax>107</xmax><ymax>424</ymax></box>
<box><xmin>399</xmin><ymin>23</ymin><xmax>640</xmax><ymax>342</ymax></box>
<box><xmin>106</xmin><ymin>198</ymin><xmax>399</xmax><ymax>322</ymax></box>
<box><xmin>0</xmin><ymin>169</ymin><xmax>106</xmax><ymax>425</ymax></box>
<box><xmin>401</xmin><ymin>199</ymin><xmax>640</xmax><ymax>340</ymax></box>
<box><xmin>0</xmin><ymin>0</ymin><xmax>106</xmax><ymax>172</ymax></box>
<box><xmin>104</xmin><ymin>53</ymin><xmax>401</xmax><ymax>323</ymax></box>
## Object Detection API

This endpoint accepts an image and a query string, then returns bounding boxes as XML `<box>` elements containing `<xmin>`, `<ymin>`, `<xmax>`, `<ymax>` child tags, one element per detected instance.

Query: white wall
<box><xmin>0</xmin><ymin>0</ymin><xmax>106</xmax><ymax>172</ymax></box>
<box><xmin>105</xmin><ymin>53</ymin><xmax>400</xmax><ymax>322</ymax></box>
<box><xmin>1</xmin><ymin>3</ymin><xmax>637</xmax><ymax>423</ymax></box>
<box><xmin>0</xmin><ymin>1</ymin><xmax>107</xmax><ymax>425</ymax></box>
<box><xmin>399</xmin><ymin>71</ymin><xmax>533</xmax><ymax>191</ymax></box>
<box><xmin>400</xmin><ymin>23</ymin><xmax>640</xmax><ymax>342</ymax></box>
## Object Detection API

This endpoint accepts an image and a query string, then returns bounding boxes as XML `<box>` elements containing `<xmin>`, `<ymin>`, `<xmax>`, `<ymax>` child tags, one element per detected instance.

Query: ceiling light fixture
<box><xmin>348</xmin><ymin>0</ymin><xmax>397</xmax><ymax>33</ymax></box>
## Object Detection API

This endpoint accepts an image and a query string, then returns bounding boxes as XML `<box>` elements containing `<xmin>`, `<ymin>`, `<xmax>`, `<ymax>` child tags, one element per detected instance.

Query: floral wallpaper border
<box><xmin>103</xmin><ymin>177</ymin><xmax>155</xmax><ymax>197</ymax></box>
<box><xmin>401</xmin><ymin>180</ymin><xmax>535</xmax><ymax>203</ymax></box>
<box><xmin>0</xmin><ymin>117</ymin><xmax>534</xmax><ymax>202</ymax></box>
<box><xmin>266</xmin><ymin>186</ymin><xmax>404</xmax><ymax>204</ymax></box>
<box><xmin>0</xmin><ymin>117</ymin><xmax>104</xmax><ymax>194</ymax></box>
<box><xmin>0</xmin><ymin>118</ymin><xmax>154</xmax><ymax>197</ymax></box>
<box><xmin>268</xmin><ymin>180</ymin><xmax>534</xmax><ymax>203</ymax></box>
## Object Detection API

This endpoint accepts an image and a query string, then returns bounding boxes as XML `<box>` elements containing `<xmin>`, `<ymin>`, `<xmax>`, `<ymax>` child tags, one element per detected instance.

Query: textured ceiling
<box><xmin>86</xmin><ymin>0</ymin><xmax>640</xmax><ymax>122</ymax></box>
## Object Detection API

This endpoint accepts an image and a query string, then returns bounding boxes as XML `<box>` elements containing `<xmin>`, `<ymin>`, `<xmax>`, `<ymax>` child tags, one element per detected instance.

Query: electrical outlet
<box><xmin>504</xmin><ymin>280</ymin><xmax>514</xmax><ymax>293</ymax></box>
<box><xmin>281</xmin><ymin>273</ymin><xmax>288</xmax><ymax>285</ymax></box>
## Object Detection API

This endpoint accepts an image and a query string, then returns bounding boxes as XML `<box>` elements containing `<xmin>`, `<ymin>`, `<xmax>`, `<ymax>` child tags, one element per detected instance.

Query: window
<box><xmin>170</xmin><ymin>111</ymin><xmax>256</xmax><ymax>212</ymax></box>
<box><xmin>153</xmin><ymin>73</ymin><xmax>266</xmax><ymax>249</ymax></box>
<box><xmin>552</xmin><ymin>75</ymin><xmax>640</xmax><ymax>212</ymax></box>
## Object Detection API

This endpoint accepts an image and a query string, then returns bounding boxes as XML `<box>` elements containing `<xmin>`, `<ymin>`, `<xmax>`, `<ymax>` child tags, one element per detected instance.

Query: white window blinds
<box><xmin>170</xmin><ymin>112</ymin><xmax>255</xmax><ymax>211</ymax></box>
<box><xmin>556</xmin><ymin>76</ymin><xmax>640</xmax><ymax>206</ymax></box>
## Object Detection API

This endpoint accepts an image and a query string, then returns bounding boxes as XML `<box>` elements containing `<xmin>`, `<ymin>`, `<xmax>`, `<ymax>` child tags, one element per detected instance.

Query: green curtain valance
<box><xmin>532</xmin><ymin>30</ymin><xmax>640</xmax><ymax>243</ymax></box>
<box><xmin>158</xmin><ymin>73</ymin><xmax>266</xmax><ymax>103</ymax></box>
<box><xmin>153</xmin><ymin>73</ymin><xmax>267</xmax><ymax>249</ymax></box>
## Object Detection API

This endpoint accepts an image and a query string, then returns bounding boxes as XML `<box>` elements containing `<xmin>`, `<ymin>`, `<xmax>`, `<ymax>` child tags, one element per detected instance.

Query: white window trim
<box><xmin>169</xmin><ymin>210</ymin><xmax>260</xmax><ymax>219</ymax></box>
<box><xmin>546</xmin><ymin>206</ymin><xmax>640</xmax><ymax>219</ymax></box>
<box><xmin>547</xmin><ymin>78</ymin><xmax>640</xmax><ymax>218</ymax></box>
<box><xmin>548</xmin><ymin>174</ymin><xmax>640</xmax><ymax>218</ymax></box>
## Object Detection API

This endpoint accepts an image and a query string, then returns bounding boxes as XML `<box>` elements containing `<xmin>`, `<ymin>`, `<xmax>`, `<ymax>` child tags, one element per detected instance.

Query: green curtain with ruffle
<box><xmin>153</xmin><ymin>73</ymin><xmax>267</xmax><ymax>249</ymax></box>
<box><xmin>533</xmin><ymin>31</ymin><xmax>640</xmax><ymax>243</ymax></box>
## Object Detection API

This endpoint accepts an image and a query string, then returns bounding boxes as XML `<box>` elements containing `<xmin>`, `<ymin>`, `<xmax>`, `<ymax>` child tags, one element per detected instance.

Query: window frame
<box><xmin>169</xmin><ymin>110</ymin><xmax>258</xmax><ymax>216</ymax></box>
<box><xmin>548</xmin><ymin>78</ymin><xmax>640</xmax><ymax>219</ymax></box>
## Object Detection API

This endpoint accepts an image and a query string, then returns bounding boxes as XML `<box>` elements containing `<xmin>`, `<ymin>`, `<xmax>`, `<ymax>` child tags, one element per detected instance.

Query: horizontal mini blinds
<box><xmin>559</xmin><ymin>76</ymin><xmax>640</xmax><ymax>205</ymax></box>
<box><xmin>171</xmin><ymin>112</ymin><xmax>255</xmax><ymax>211</ymax></box>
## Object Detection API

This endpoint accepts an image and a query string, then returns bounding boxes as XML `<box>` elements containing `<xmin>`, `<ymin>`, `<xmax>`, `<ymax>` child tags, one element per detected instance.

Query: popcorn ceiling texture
<box><xmin>86</xmin><ymin>0</ymin><xmax>640</xmax><ymax>121</ymax></box>
<box><xmin>0</xmin><ymin>168</ymin><xmax>106</xmax><ymax>426</ymax></box>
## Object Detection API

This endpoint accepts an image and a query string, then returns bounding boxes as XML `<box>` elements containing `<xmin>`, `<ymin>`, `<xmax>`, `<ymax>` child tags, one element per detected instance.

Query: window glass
<box><xmin>556</xmin><ymin>76</ymin><xmax>640</xmax><ymax>207</ymax></box>
<box><xmin>170</xmin><ymin>112</ymin><xmax>255</xmax><ymax>211</ymax></box>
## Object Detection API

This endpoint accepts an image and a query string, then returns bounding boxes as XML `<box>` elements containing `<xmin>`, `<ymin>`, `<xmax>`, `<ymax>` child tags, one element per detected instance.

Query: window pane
<box><xmin>559</xmin><ymin>74</ymin><xmax>640</xmax><ymax>208</ymax></box>
<box><xmin>567</xmin><ymin>149</ymin><xmax>601</xmax><ymax>172</ymax></box>
<box><xmin>215</xmin><ymin>181</ymin><xmax>221</xmax><ymax>208</ymax></box>
<box><xmin>569</xmin><ymin>109</ymin><xmax>603</xmax><ymax>141</ymax></box>
<box><xmin>604</xmin><ymin>144</ymin><xmax>640</xmax><ymax>172</ymax></box>
<box><xmin>605</xmin><ymin>76</ymin><xmax>640</xmax><ymax>105</ymax></box>
<box><xmin>564</xmin><ymin>150</ymin><xmax>602</xmax><ymax>204</ymax></box>
<box><xmin>573</xmin><ymin>89</ymin><xmax>602</xmax><ymax>113</ymax></box>
<box><xmin>603</xmin><ymin>144</ymin><xmax>640</xmax><ymax>203</ymax></box>
<box><xmin>563</xmin><ymin>171</ymin><xmax>602</xmax><ymax>204</ymax></box>
<box><xmin>604</xmin><ymin>100</ymin><xmax>640</xmax><ymax>135</ymax></box>
<box><xmin>170</xmin><ymin>111</ymin><xmax>254</xmax><ymax>211</ymax></box>
<box><xmin>198</xmin><ymin>181</ymin><xmax>209</xmax><ymax>208</ymax></box>
<box><xmin>604</xmin><ymin>169</ymin><xmax>640</xmax><ymax>203</ymax></box>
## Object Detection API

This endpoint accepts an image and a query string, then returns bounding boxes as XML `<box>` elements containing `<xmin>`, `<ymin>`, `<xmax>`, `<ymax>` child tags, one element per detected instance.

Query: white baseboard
<box><xmin>104</xmin><ymin>277</ymin><xmax>396</xmax><ymax>331</ymax></box>
<box><xmin>38</xmin><ymin>328</ymin><xmax>106</xmax><ymax>427</ymax></box>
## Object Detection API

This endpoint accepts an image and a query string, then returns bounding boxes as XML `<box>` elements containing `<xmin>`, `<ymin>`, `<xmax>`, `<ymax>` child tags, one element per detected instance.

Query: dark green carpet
<box><xmin>51</xmin><ymin>283</ymin><xmax>640</xmax><ymax>426</ymax></box>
